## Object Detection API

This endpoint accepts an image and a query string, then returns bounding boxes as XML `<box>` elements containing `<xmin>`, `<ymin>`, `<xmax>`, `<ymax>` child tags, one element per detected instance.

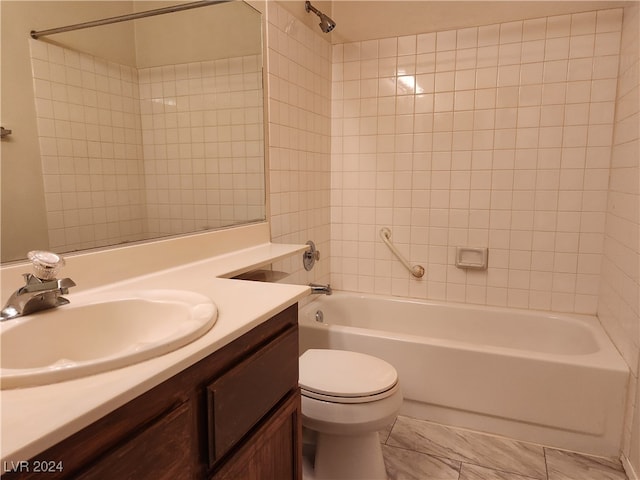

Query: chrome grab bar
<box><xmin>379</xmin><ymin>227</ymin><xmax>425</xmax><ymax>278</ymax></box>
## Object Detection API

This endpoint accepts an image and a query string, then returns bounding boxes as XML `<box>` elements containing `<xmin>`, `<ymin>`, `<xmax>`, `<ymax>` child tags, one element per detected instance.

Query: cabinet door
<box><xmin>211</xmin><ymin>391</ymin><xmax>302</xmax><ymax>480</ymax></box>
<box><xmin>76</xmin><ymin>402</ymin><xmax>194</xmax><ymax>480</ymax></box>
<box><xmin>207</xmin><ymin>326</ymin><xmax>298</xmax><ymax>465</ymax></box>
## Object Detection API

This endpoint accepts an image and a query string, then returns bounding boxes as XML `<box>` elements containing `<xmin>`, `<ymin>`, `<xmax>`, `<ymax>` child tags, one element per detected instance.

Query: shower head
<box><xmin>305</xmin><ymin>1</ymin><xmax>336</xmax><ymax>33</ymax></box>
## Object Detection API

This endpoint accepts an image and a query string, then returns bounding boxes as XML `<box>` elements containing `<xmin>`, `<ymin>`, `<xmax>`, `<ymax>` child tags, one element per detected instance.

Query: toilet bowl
<box><xmin>299</xmin><ymin>349</ymin><xmax>403</xmax><ymax>480</ymax></box>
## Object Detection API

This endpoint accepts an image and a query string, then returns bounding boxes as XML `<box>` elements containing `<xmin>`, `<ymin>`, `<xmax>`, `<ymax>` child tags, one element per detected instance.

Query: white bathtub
<box><xmin>298</xmin><ymin>292</ymin><xmax>629</xmax><ymax>457</ymax></box>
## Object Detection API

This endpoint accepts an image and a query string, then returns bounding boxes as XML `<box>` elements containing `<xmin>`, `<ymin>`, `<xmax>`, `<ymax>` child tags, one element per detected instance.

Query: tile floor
<box><xmin>381</xmin><ymin>416</ymin><xmax>629</xmax><ymax>480</ymax></box>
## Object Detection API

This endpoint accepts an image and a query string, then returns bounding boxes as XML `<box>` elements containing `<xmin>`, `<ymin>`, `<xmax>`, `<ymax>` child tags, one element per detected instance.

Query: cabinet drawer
<box><xmin>207</xmin><ymin>326</ymin><xmax>298</xmax><ymax>465</ymax></box>
<box><xmin>76</xmin><ymin>402</ymin><xmax>193</xmax><ymax>480</ymax></box>
<box><xmin>211</xmin><ymin>390</ymin><xmax>302</xmax><ymax>480</ymax></box>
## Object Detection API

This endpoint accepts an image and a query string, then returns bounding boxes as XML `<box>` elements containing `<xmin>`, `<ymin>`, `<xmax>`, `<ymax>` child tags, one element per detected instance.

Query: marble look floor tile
<box><xmin>387</xmin><ymin>416</ymin><xmax>547</xmax><ymax>480</ymax></box>
<box><xmin>460</xmin><ymin>463</ymin><xmax>543</xmax><ymax>480</ymax></box>
<box><xmin>379</xmin><ymin>419</ymin><xmax>396</xmax><ymax>444</ymax></box>
<box><xmin>383</xmin><ymin>444</ymin><xmax>461</xmax><ymax>480</ymax></box>
<box><xmin>545</xmin><ymin>448</ymin><xmax>627</xmax><ymax>480</ymax></box>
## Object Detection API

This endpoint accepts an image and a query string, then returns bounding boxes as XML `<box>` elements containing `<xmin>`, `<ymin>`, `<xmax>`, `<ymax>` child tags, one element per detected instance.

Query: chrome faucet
<box><xmin>309</xmin><ymin>283</ymin><xmax>332</xmax><ymax>295</ymax></box>
<box><xmin>1</xmin><ymin>251</ymin><xmax>76</xmax><ymax>321</ymax></box>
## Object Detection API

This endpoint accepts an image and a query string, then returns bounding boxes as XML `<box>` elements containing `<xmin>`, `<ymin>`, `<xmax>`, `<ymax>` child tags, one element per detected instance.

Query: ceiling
<box><xmin>276</xmin><ymin>1</ymin><xmax>634</xmax><ymax>44</ymax></box>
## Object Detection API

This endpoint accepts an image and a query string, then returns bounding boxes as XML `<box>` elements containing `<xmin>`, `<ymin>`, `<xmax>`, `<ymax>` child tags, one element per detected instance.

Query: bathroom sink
<box><xmin>0</xmin><ymin>289</ymin><xmax>217</xmax><ymax>389</ymax></box>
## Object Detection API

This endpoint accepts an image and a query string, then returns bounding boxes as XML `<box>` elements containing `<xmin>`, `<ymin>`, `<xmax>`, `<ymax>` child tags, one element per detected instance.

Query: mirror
<box><xmin>1</xmin><ymin>1</ymin><xmax>265</xmax><ymax>263</ymax></box>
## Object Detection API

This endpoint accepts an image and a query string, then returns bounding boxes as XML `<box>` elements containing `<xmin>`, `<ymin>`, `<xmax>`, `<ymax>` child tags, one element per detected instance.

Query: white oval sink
<box><xmin>1</xmin><ymin>289</ymin><xmax>217</xmax><ymax>389</ymax></box>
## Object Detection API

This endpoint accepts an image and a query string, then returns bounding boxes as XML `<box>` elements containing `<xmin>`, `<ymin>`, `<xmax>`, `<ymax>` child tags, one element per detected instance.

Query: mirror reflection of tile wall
<box><xmin>29</xmin><ymin>39</ymin><xmax>264</xmax><ymax>253</ymax></box>
<box><xmin>138</xmin><ymin>56</ymin><xmax>264</xmax><ymax>237</ymax></box>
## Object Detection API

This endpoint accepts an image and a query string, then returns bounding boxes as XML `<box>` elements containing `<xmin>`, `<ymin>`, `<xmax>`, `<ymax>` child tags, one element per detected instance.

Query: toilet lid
<box><xmin>299</xmin><ymin>349</ymin><xmax>398</xmax><ymax>398</ymax></box>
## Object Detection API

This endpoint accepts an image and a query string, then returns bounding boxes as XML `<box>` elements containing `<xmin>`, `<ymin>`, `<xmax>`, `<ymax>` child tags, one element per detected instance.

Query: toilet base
<box><xmin>312</xmin><ymin>431</ymin><xmax>388</xmax><ymax>480</ymax></box>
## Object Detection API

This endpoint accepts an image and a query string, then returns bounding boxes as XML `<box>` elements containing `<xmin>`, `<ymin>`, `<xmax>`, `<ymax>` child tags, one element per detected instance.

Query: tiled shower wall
<box><xmin>138</xmin><ymin>55</ymin><xmax>265</xmax><ymax>237</ymax></box>
<box><xmin>330</xmin><ymin>9</ymin><xmax>623</xmax><ymax>314</ymax></box>
<box><xmin>29</xmin><ymin>39</ymin><xmax>265</xmax><ymax>252</ymax></box>
<box><xmin>29</xmin><ymin>39</ymin><xmax>147</xmax><ymax>252</ymax></box>
<box><xmin>598</xmin><ymin>3</ymin><xmax>640</xmax><ymax>473</ymax></box>
<box><xmin>266</xmin><ymin>2</ymin><xmax>332</xmax><ymax>286</ymax></box>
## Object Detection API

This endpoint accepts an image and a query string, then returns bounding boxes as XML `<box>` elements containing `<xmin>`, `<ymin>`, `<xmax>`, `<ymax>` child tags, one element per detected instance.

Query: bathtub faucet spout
<box><xmin>309</xmin><ymin>283</ymin><xmax>332</xmax><ymax>295</ymax></box>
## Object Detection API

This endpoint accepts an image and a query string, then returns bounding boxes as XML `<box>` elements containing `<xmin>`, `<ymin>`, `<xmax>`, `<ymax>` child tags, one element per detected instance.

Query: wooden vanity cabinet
<box><xmin>4</xmin><ymin>304</ymin><xmax>302</xmax><ymax>480</ymax></box>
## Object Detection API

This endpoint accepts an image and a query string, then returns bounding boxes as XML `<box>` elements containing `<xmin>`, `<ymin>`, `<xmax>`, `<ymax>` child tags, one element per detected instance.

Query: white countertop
<box><xmin>0</xmin><ymin>242</ymin><xmax>310</xmax><ymax>463</ymax></box>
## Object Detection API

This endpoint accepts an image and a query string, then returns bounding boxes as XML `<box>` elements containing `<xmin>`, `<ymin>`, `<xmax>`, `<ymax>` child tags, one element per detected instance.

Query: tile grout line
<box><xmin>385</xmin><ymin>415</ymin><xmax>630</xmax><ymax>480</ymax></box>
<box><xmin>459</xmin><ymin>460</ymin><xmax>545</xmax><ymax>480</ymax></box>
<box><xmin>543</xmin><ymin>447</ymin><xmax>551</xmax><ymax>480</ymax></box>
<box><xmin>382</xmin><ymin>416</ymin><xmax>399</xmax><ymax>444</ymax></box>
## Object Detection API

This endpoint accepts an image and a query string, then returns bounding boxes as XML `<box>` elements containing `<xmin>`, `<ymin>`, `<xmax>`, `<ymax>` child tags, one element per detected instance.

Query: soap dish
<box><xmin>455</xmin><ymin>247</ymin><xmax>488</xmax><ymax>270</ymax></box>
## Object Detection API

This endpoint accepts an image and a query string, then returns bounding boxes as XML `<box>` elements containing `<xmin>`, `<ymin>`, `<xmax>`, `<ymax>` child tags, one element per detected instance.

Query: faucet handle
<box><xmin>27</xmin><ymin>250</ymin><xmax>66</xmax><ymax>280</ymax></box>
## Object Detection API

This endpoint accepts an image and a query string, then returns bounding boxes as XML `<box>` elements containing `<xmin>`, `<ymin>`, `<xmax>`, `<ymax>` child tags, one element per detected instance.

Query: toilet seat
<box><xmin>299</xmin><ymin>349</ymin><xmax>398</xmax><ymax>404</ymax></box>
<box><xmin>301</xmin><ymin>382</ymin><xmax>400</xmax><ymax>403</ymax></box>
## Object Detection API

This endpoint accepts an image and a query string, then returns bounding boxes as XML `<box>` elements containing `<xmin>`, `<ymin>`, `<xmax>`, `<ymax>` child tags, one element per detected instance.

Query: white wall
<box><xmin>265</xmin><ymin>3</ymin><xmax>638</xmax><ymax>469</ymax></box>
<box><xmin>330</xmin><ymin>9</ymin><xmax>623</xmax><ymax>315</ymax></box>
<box><xmin>266</xmin><ymin>2</ymin><xmax>332</xmax><ymax>288</ymax></box>
<box><xmin>598</xmin><ymin>3</ymin><xmax>640</xmax><ymax>476</ymax></box>
<box><xmin>133</xmin><ymin>1</ymin><xmax>262</xmax><ymax>68</ymax></box>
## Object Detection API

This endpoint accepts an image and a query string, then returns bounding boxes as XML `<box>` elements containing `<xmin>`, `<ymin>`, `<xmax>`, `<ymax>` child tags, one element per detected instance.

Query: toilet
<box><xmin>299</xmin><ymin>349</ymin><xmax>403</xmax><ymax>480</ymax></box>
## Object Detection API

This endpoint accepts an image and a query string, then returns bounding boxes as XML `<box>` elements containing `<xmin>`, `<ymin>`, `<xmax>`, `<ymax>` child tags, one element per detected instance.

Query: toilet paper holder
<box><xmin>455</xmin><ymin>247</ymin><xmax>488</xmax><ymax>270</ymax></box>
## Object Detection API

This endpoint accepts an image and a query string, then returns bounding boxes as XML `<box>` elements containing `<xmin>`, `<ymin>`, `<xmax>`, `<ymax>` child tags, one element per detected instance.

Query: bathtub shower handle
<box><xmin>379</xmin><ymin>228</ymin><xmax>425</xmax><ymax>279</ymax></box>
<box><xmin>303</xmin><ymin>240</ymin><xmax>321</xmax><ymax>271</ymax></box>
